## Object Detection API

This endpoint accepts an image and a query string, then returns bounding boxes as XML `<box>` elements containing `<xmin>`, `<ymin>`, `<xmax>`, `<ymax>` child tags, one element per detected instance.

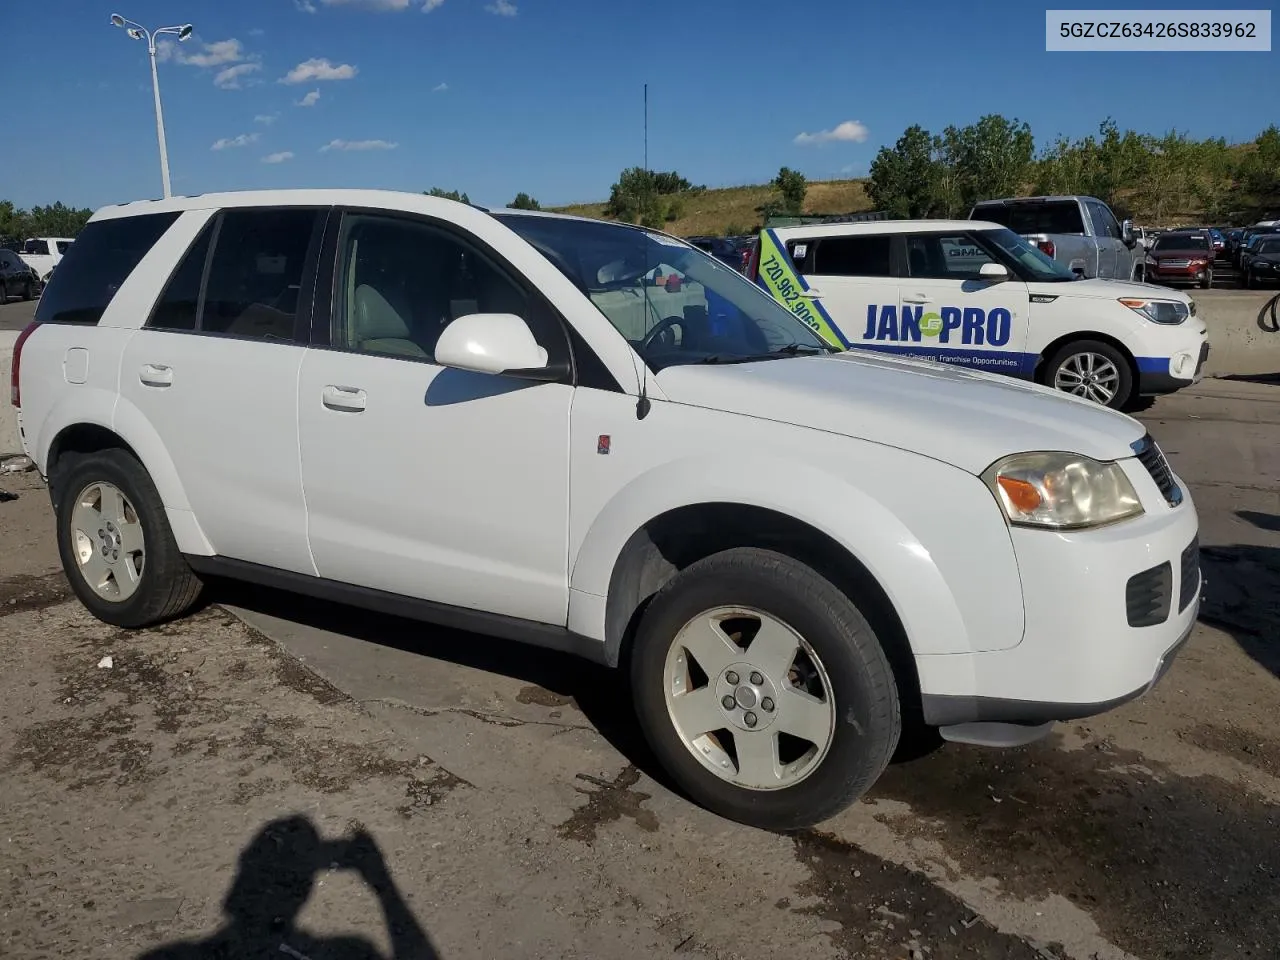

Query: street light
<box><xmin>109</xmin><ymin>14</ymin><xmax>194</xmax><ymax>199</ymax></box>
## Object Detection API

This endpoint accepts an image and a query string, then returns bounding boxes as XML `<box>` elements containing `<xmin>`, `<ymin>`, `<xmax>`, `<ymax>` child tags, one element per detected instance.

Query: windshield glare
<box><xmin>495</xmin><ymin>215</ymin><xmax>828</xmax><ymax>370</ymax></box>
<box><xmin>979</xmin><ymin>227</ymin><xmax>1077</xmax><ymax>282</ymax></box>
<box><xmin>1154</xmin><ymin>235</ymin><xmax>1209</xmax><ymax>252</ymax></box>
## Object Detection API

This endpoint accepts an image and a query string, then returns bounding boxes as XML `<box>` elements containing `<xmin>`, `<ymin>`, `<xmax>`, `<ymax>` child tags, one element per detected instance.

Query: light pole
<box><xmin>109</xmin><ymin>14</ymin><xmax>193</xmax><ymax>199</ymax></box>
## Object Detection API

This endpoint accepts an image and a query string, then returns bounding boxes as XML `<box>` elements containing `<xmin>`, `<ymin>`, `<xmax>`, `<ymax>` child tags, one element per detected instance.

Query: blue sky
<box><xmin>3</xmin><ymin>1</ymin><xmax>1277</xmax><ymax>211</ymax></box>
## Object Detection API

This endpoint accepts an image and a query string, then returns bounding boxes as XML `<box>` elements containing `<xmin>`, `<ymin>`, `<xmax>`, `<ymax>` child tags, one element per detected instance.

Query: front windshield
<box><xmin>1154</xmin><ymin>235</ymin><xmax>1209</xmax><ymax>252</ymax></box>
<box><xmin>978</xmin><ymin>227</ymin><xmax>1078</xmax><ymax>282</ymax></box>
<box><xmin>496</xmin><ymin>214</ymin><xmax>830</xmax><ymax>370</ymax></box>
<box><xmin>1256</xmin><ymin>239</ymin><xmax>1280</xmax><ymax>256</ymax></box>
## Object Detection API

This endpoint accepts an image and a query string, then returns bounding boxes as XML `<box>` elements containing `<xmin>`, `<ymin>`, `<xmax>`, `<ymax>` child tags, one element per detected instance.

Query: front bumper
<box><xmin>1139</xmin><ymin>340</ymin><xmax>1210</xmax><ymax>395</ymax></box>
<box><xmin>916</xmin><ymin>460</ymin><xmax>1201</xmax><ymax>727</ymax></box>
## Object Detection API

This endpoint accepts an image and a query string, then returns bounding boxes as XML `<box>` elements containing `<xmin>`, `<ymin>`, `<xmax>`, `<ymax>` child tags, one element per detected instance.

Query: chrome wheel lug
<box><xmin>744</xmin><ymin>712</ymin><xmax>758</xmax><ymax>728</ymax></box>
<box><xmin>761</xmin><ymin>697</ymin><xmax>775</xmax><ymax>712</ymax></box>
<box><xmin>725</xmin><ymin>671</ymin><xmax>739</xmax><ymax>685</ymax></box>
<box><xmin>749</xmin><ymin>671</ymin><xmax>763</xmax><ymax>686</ymax></box>
<box><xmin>721</xmin><ymin>695</ymin><xmax>736</xmax><ymax>710</ymax></box>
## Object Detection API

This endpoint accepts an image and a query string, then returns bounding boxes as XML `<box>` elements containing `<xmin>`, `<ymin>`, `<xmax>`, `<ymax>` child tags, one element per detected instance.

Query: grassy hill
<box><xmin>553</xmin><ymin>179</ymin><xmax>872</xmax><ymax>237</ymax></box>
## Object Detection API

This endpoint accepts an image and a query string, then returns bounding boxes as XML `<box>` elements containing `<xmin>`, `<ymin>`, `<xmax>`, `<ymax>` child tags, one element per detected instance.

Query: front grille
<box><xmin>1127</xmin><ymin>562</ymin><xmax>1173</xmax><ymax>627</ymax></box>
<box><xmin>1159</xmin><ymin>259</ymin><xmax>1192</xmax><ymax>268</ymax></box>
<box><xmin>1180</xmin><ymin>538</ymin><xmax>1200</xmax><ymax>611</ymax></box>
<box><xmin>1132</xmin><ymin>434</ymin><xmax>1183</xmax><ymax>506</ymax></box>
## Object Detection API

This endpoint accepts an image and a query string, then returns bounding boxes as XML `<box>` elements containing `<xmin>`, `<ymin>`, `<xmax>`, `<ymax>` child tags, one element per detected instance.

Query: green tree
<box><xmin>604</xmin><ymin>167</ymin><xmax>696</xmax><ymax>227</ymax></box>
<box><xmin>867</xmin><ymin>125</ymin><xmax>946</xmax><ymax>218</ymax></box>
<box><xmin>772</xmin><ymin>167</ymin><xmax>807</xmax><ymax>215</ymax></box>
<box><xmin>425</xmin><ymin>187</ymin><xmax>471</xmax><ymax>204</ymax></box>
<box><xmin>509</xmin><ymin>192</ymin><xmax>541</xmax><ymax>210</ymax></box>
<box><xmin>944</xmin><ymin>114</ymin><xmax>1034</xmax><ymax>209</ymax></box>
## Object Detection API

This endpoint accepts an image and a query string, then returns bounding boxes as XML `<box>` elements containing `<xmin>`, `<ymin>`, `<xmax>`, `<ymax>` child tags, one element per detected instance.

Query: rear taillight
<box><xmin>10</xmin><ymin>321</ymin><xmax>41</xmax><ymax>408</ymax></box>
<box><xmin>1037</xmin><ymin>239</ymin><xmax>1056</xmax><ymax>259</ymax></box>
<box><xmin>745</xmin><ymin>240</ymin><xmax>761</xmax><ymax>280</ymax></box>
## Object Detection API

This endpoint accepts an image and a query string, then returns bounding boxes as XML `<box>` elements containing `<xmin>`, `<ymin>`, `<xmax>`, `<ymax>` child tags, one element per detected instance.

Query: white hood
<box><xmin>656</xmin><ymin>350</ymin><xmax>1146</xmax><ymax>475</ymax></box>
<box><xmin>1035</xmin><ymin>276</ymin><xmax>1194</xmax><ymax>302</ymax></box>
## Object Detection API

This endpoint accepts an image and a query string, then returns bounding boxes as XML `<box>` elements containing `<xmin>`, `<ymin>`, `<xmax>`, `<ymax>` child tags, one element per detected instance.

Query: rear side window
<box><xmin>34</xmin><ymin>213</ymin><xmax>178</xmax><ymax>325</ymax></box>
<box><xmin>972</xmin><ymin>201</ymin><xmax>1085</xmax><ymax>236</ymax></box>
<box><xmin>56</xmin><ymin>241</ymin><xmax>73</xmax><ymax>254</ymax></box>
<box><xmin>810</xmin><ymin>235</ymin><xmax>893</xmax><ymax>277</ymax></box>
<box><xmin>148</xmin><ymin>208</ymin><xmax>321</xmax><ymax>341</ymax></box>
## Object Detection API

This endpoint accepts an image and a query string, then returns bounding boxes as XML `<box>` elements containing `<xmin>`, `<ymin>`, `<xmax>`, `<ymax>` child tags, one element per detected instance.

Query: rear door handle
<box><xmin>139</xmin><ymin>363</ymin><xmax>173</xmax><ymax>388</ymax></box>
<box><xmin>321</xmin><ymin>384</ymin><xmax>367</xmax><ymax>413</ymax></box>
<box><xmin>903</xmin><ymin>295</ymin><xmax>933</xmax><ymax>305</ymax></box>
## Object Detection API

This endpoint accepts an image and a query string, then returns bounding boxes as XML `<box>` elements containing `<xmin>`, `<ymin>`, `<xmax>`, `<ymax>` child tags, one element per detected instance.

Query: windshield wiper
<box><xmin>774</xmin><ymin>342</ymin><xmax>838</xmax><ymax>355</ymax></box>
<box><xmin>698</xmin><ymin>343</ymin><xmax>834</xmax><ymax>365</ymax></box>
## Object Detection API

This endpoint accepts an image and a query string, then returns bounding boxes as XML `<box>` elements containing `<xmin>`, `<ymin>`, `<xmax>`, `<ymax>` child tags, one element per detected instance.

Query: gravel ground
<box><xmin>2</xmin><ymin>378</ymin><xmax>1278</xmax><ymax>960</ymax></box>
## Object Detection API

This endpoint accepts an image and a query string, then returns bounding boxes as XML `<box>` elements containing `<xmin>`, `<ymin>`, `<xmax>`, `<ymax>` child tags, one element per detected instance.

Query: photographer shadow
<box><xmin>138</xmin><ymin>816</ymin><xmax>439</xmax><ymax>960</ymax></box>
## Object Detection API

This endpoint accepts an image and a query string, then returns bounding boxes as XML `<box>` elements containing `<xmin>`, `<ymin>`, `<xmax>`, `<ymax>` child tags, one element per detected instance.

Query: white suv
<box><xmin>12</xmin><ymin>191</ymin><xmax>1201</xmax><ymax>828</ymax></box>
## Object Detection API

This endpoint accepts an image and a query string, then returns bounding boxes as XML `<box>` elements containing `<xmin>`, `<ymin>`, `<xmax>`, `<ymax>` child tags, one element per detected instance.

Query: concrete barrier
<box><xmin>0</xmin><ymin>330</ymin><xmax>19</xmax><ymax>456</ymax></box>
<box><xmin>1195</xmin><ymin>290</ymin><xmax>1280</xmax><ymax>378</ymax></box>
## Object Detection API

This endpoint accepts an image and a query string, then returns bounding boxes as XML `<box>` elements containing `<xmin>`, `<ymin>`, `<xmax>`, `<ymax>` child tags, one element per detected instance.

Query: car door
<box><xmin>789</xmin><ymin>233</ymin><xmax>898</xmax><ymax>349</ymax></box>
<box><xmin>118</xmin><ymin>206</ymin><xmax>324</xmax><ymax>575</ymax></box>
<box><xmin>1088</xmin><ymin>201</ymin><xmax>1123</xmax><ymax>278</ymax></box>
<box><xmin>895</xmin><ymin>231</ymin><xmax>1032</xmax><ymax>375</ymax></box>
<box><xmin>296</xmin><ymin>208</ymin><xmax>574</xmax><ymax>626</ymax></box>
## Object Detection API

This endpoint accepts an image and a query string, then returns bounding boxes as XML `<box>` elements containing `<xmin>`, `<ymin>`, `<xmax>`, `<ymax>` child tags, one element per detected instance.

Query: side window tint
<box><xmin>811</xmin><ymin>235</ymin><xmax>893</xmax><ymax>277</ymax></box>
<box><xmin>25</xmin><ymin>240</ymin><xmax>50</xmax><ymax>256</ymax></box>
<box><xmin>57</xmin><ymin>241</ymin><xmax>73</xmax><ymax>255</ymax></box>
<box><xmin>34</xmin><ymin>213</ymin><xmax>179</xmax><ymax>325</ymax></box>
<box><xmin>337</xmin><ymin>214</ymin><xmax>558</xmax><ymax>363</ymax></box>
<box><xmin>905</xmin><ymin>234</ymin><xmax>996</xmax><ymax>280</ymax></box>
<box><xmin>148</xmin><ymin>223</ymin><xmax>214</xmax><ymax>331</ymax></box>
<box><xmin>200</xmin><ymin>209</ymin><xmax>318</xmax><ymax>341</ymax></box>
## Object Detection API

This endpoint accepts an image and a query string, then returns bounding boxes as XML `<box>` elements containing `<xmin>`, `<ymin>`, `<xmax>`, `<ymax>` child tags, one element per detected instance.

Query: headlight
<box><xmin>982</xmin><ymin>452</ymin><xmax>1144</xmax><ymax>530</ymax></box>
<box><xmin>1118</xmin><ymin>297</ymin><xmax>1189</xmax><ymax>325</ymax></box>
<box><xmin>1256</xmin><ymin>260</ymin><xmax>1275</xmax><ymax>270</ymax></box>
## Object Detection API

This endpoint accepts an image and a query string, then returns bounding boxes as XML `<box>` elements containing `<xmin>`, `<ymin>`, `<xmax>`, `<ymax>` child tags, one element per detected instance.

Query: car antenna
<box><xmin>636</xmin><ymin>81</ymin><xmax>652</xmax><ymax>421</ymax></box>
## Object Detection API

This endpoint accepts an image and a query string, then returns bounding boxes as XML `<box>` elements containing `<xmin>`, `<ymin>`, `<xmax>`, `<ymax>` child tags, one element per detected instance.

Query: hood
<box><xmin>656</xmin><ymin>350</ymin><xmax>1145</xmax><ymax>475</ymax></box>
<box><xmin>1150</xmin><ymin>247</ymin><xmax>1212</xmax><ymax>258</ymax></box>
<box><xmin>1039</xmin><ymin>276</ymin><xmax>1194</xmax><ymax>302</ymax></box>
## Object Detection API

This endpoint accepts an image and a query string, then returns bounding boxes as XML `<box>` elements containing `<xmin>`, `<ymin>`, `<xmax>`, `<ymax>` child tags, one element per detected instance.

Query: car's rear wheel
<box><xmin>630</xmin><ymin>547</ymin><xmax>901</xmax><ymax>830</ymax></box>
<box><xmin>22</xmin><ymin>279</ymin><xmax>34</xmax><ymax>301</ymax></box>
<box><xmin>54</xmin><ymin>449</ymin><xmax>204</xmax><ymax>628</ymax></box>
<box><xmin>1044</xmin><ymin>339</ymin><xmax>1133</xmax><ymax>410</ymax></box>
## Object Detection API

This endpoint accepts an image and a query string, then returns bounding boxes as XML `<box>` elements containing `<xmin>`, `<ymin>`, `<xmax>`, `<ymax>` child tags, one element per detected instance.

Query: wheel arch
<box><xmin>1034</xmin><ymin>330</ymin><xmax>1138</xmax><ymax>388</ymax></box>
<box><xmin>590</xmin><ymin>501</ymin><xmax>925</xmax><ymax>714</ymax></box>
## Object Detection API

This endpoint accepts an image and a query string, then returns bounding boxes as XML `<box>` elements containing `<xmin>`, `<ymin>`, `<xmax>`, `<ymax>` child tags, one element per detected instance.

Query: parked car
<box><xmin>18</xmin><ymin>237</ymin><xmax>74</xmax><ymax>282</ymax></box>
<box><xmin>968</xmin><ymin>196</ymin><xmax>1141</xmax><ymax>281</ymax></box>
<box><xmin>687</xmin><ymin>235</ymin><xmax>753</xmax><ymax>273</ymax></box>
<box><xmin>1207</xmin><ymin>228</ymin><xmax>1226</xmax><ymax>255</ymax></box>
<box><xmin>1242</xmin><ymin>237</ymin><xmax>1280</xmax><ymax>288</ymax></box>
<box><xmin>1226</xmin><ymin>228</ymin><xmax>1245</xmax><ymax>256</ymax></box>
<box><xmin>12</xmin><ymin>189</ymin><xmax>1202</xmax><ymax>830</ymax></box>
<box><xmin>1145</xmin><ymin>232</ymin><xmax>1215</xmax><ymax>289</ymax></box>
<box><xmin>746</xmin><ymin>218</ymin><xmax>1208</xmax><ymax>410</ymax></box>
<box><xmin>0</xmin><ymin>248</ymin><xmax>41</xmax><ymax>301</ymax></box>
<box><xmin>1235</xmin><ymin>227</ymin><xmax>1280</xmax><ymax>268</ymax></box>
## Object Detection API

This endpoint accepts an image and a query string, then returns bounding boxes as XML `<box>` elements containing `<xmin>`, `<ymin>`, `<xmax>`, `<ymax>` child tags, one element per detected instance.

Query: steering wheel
<box><xmin>641</xmin><ymin>316</ymin><xmax>686</xmax><ymax>353</ymax></box>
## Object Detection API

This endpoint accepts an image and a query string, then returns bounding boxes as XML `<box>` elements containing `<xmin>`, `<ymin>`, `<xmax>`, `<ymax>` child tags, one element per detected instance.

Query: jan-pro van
<box><xmin>748</xmin><ymin>220</ymin><xmax>1209</xmax><ymax>410</ymax></box>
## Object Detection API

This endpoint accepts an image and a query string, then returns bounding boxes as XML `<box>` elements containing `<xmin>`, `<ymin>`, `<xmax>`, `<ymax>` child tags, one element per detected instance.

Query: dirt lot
<box><xmin>2</xmin><ymin>378</ymin><xmax>1278</xmax><ymax>960</ymax></box>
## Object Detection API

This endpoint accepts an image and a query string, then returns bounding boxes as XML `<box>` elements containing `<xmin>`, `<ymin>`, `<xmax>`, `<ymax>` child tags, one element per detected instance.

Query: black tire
<box><xmin>1200</xmin><ymin>270</ymin><xmax>1213</xmax><ymax>290</ymax></box>
<box><xmin>630</xmin><ymin>547</ymin><xmax>901</xmax><ymax>831</ymax></box>
<box><xmin>22</xmin><ymin>279</ymin><xmax>34</xmax><ymax>301</ymax></box>
<box><xmin>1042</xmin><ymin>338</ymin><xmax>1134</xmax><ymax>410</ymax></box>
<box><xmin>1243</xmin><ymin>269</ymin><xmax>1254</xmax><ymax>289</ymax></box>
<box><xmin>54</xmin><ymin>448</ymin><xmax>203</xmax><ymax>628</ymax></box>
<box><xmin>0</xmin><ymin>280</ymin><xmax>7</xmax><ymax>303</ymax></box>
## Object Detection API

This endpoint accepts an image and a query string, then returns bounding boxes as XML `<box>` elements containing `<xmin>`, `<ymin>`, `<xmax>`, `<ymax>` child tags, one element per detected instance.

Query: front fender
<box><xmin>569</xmin><ymin>454</ymin><xmax>978</xmax><ymax>657</ymax></box>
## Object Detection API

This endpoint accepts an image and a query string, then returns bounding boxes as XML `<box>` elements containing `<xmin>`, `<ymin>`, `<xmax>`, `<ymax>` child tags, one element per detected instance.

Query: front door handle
<box><xmin>321</xmin><ymin>384</ymin><xmax>367</xmax><ymax>413</ymax></box>
<box><xmin>139</xmin><ymin>363</ymin><xmax>173</xmax><ymax>388</ymax></box>
<box><xmin>903</xmin><ymin>295</ymin><xmax>933</xmax><ymax>305</ymax></box>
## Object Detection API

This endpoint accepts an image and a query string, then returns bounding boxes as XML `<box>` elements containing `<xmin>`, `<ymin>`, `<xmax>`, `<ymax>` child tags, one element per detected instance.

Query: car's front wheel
<box><xmin>22</xmin><ymin>278</ymin><xmax>34</xmax><ymax>301</ymax></box>
<box><xmin>54</xmin><ymin>449</ymin><xmax>204</xmax><ymax>628</ymax></box>
<box><xmin>1199</xmin><ymin>270</ymin><xmax>1213</xmax><ymax>290</ymax></box>
<box><xmin>630</xmin><ymin>547</ymin><xmax>901</xmax><ymax>830</ymax></box>
<box><xmin>1044</xmin><ymin>339</ymin><xmax>1133</xmax><ymax>410</ymax></box>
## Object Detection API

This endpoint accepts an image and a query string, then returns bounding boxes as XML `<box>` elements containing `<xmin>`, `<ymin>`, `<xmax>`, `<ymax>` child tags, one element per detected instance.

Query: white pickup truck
<box><xmin>18</xmin><ymin>237</ymin><xmax>74</xmax><ymax>282</ymax></box>
<box><xmin>12</xmin><ymin>190</ymin><xmax>1200</xmax><ymax>829</ymax></box>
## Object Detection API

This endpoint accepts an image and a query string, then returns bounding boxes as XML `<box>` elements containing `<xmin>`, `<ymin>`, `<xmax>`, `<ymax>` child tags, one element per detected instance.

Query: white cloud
<box><xmin>295</xmin><ymin>0</ymin><xmax>318</xmax><ymax>12</ymax></box>
<box><xmin>182</xmin><ymin>38</ymin><xmax>249</xmax><ymax>68</ymax></box>
<box><xmin>432</xmin><ymin>82</ymin><xmax>448</xmax><ymax>92</ymax></box>
<box><xmin>322</xmin><ymin>0</ymin><xmax>412</xmax><ymax>6</ymax></box>
<box><xmin>297</xmin><ymin>89</ymin><xmax>322</xmax><ymax>107</ymax></box>
<box><xmin>486</xmin><ymin>0</ymin><xmax>517</xmax><ymax>15</ymax></box>
<box><xmin>794</xmin><ymin>120</ymin><xmax>870</xmax><ymax>146</ymax></box>
<box><xmin>263</xmin><ymin>151</ymin><xmax>296</xmax><ymax>164</ymax></box>
<box><xmin>320</xmin><ymin>139</ymin><xmax>399</xmax><ymax>152</ymax></box>
<box><xmin>280</xmin><ymin>58</ymin><xmax>358</xmax><ymax>84</ymax></box>
<box><xmin>212</xmin><ymin>133</ymin><xmax>260</xmax><ymax>151</ymax></box>
<box><xmin>424</xmin><ymin>0</ymin><xmax>446</xmax><ymax>9</ymax></box>
<box><xmin>255</xmin><ymin>113</ymin><xmax>280</xmax><ymax>125</ymax></box>
<box><xmin>214</xmin><ymin>63</ymin><xmax>261</xmax><ymax>89</ymax></box>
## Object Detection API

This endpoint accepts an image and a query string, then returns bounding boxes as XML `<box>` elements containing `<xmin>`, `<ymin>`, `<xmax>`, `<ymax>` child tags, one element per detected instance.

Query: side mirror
<box><xmin>978</xmin><ymin>262</ymin><xmax>1009</xmax><ymax>281</ymax></box>
<box><xmin>435</xmin><ymin>313</ymin><xmax>561</xmax><ymax>380</ymax></box>
<box><xmin>1121</xmin><ymin>219</ymin><xmax>1136</xmax><ymax>247</ymax></box>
